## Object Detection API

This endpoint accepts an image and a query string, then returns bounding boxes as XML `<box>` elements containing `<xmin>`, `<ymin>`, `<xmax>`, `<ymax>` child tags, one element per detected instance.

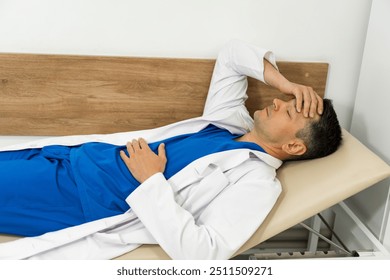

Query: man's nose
<box><xmin>272</xmin><ymin>98</ymin><xmax>286</xmax><ymax>111</ymax></box>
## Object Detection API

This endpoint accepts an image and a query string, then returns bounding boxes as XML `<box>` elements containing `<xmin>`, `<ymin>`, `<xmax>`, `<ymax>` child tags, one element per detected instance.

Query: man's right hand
<box><xmin>120</xmin><ymin>139</ymin><xmax>167</xmax><ymax>184</ymax></box>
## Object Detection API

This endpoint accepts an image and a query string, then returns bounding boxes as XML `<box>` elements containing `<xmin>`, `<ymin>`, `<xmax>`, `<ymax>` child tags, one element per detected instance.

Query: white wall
<box><xmin>0</xmin><ymin>0</ymin><xmax>372</xmax><ymax>131</ymax></box>
<box><xmin>347</xmin><ymin>0</ymin><xmax>390</xmax><ymax>250</ymax></box>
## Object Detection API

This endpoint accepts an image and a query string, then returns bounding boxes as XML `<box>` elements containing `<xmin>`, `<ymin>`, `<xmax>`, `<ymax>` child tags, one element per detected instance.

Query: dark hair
<box><xmin>294</xmin><ymin>99</ymin><xmax>342</xmax><ymax>160</ymax></box>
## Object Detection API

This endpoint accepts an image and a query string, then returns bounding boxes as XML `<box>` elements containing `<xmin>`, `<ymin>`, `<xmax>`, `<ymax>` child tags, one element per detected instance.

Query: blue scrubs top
<box><xmin>70</xmin><ymin>124</ymin><xmax>265</xmax><ymax>222</ymax></box>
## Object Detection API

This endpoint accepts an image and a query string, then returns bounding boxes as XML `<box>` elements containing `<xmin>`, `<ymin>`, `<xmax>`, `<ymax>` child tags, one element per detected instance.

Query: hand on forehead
<box><xmin>289</xmin><ymin>85</ymin><xmax>323</xmax><ymax>118</ymax></box>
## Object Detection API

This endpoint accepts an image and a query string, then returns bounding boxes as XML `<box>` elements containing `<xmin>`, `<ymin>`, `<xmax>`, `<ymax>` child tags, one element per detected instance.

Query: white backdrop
<box><xmin>0</xmin><ymin>0</ymin><xmax>373</xmax><ymax>133</ymax></box>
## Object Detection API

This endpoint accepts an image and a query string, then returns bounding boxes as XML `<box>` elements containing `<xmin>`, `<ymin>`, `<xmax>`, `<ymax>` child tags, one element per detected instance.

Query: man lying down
<box><xmin>0</xmin><ymin>40</ymin><xmax>342</xmax><ymax>260</ymax></box>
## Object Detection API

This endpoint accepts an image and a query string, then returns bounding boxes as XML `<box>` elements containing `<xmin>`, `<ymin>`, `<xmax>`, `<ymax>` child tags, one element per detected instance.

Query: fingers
<box><xmin>294</xmin><ymin>86</ymin><xmax>323</xmax><ymax>118</ymax></box>
<box><xmin>158</xmin><ymin>143</ymin><xmax>166</xmax><ymax>160</ymax></box>
<box><xmin>295</xmin><ymin>91</ymin><xmax>303</xmax><ymax>114</ymax></box>
<box><xmin>119</xmin><ymin>150</ymin><xmax>129</xmax><ymax>161</ymax></box>
<box><xmin>120</xmin><ymin>139</ymin><xmax>167</xmax><ymax>183</ymax></box>
<box><xmin>126</xmin><ymin>138</ymin><xmax>149</xmax><ymax>153</ymax></box>
<box><xmin>302</xmin><ymin>87</ymin><xmax>316</xmax><ymax>118</ymax></box>
<box><xmin>316</xmin><ymin>94</ymin><xmax>324</xmax><ymax>115</ymax></box>
<box><xmin>131</xmin><ymin>138</ymin><xmax>142</xmax><ymax>151</ymax></box>
<box><xmin>123</xmin><ymin>138</ymin><xmax>163</xmax><ymax>157</ymax></box>
<box><xmin>304</xmin><ymin>90</ymin><xmax>323</xmax><ymax>118</ymax></box>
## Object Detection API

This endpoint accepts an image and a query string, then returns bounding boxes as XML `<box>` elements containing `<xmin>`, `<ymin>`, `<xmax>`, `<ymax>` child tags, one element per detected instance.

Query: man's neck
<box><xmin>235</xmin><ymin>132</ymin><xmax>286</xmax><ymax>160</ymax></box>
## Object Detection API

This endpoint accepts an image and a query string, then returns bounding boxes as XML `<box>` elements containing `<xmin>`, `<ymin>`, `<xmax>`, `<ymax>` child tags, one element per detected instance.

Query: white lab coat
<box><xmin>0</xmin><ymin>40</ymin><xmax>282</xmax><ymax>260</ymax></box>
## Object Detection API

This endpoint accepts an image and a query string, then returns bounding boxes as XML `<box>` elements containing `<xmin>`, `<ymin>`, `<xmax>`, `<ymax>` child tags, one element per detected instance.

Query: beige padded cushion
<box><xmin>238</xmin><ymin>128</ymin><xmax>390</xmax><ymax>255</ymax></box>
<box><xmin>3</xmin><ymin>129</ymin><xmax>388</xmax><ymax>259</ymax></box>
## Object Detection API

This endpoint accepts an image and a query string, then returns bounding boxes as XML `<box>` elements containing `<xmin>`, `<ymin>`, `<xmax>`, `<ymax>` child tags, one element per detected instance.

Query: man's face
<box><xmin>253</xmin><ymin>98</ymin><xmax>318</xmax><ymax>146</ymax></box>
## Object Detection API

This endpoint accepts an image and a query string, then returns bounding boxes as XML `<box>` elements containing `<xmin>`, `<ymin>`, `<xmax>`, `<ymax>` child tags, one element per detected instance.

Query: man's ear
<box><xmin>282</xmin><ymin>140</ymin><xmax>307</xmax><ymax>156</ymax></box>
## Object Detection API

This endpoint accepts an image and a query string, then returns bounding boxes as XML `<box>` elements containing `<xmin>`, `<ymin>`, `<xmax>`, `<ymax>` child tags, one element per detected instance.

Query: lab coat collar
<box><xmin>167</xmin><ymin>148</ymin><xmax>282</xmax><ymax>195</ymax></box>
<box><xmin>194</xmin><ymin>149</ymin><xmax>282</xmax><ymax>176</ymax></box>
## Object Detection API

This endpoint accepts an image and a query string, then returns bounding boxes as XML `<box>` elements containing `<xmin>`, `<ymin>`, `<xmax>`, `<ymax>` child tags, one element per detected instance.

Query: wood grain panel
<box><xmin>0</xmin><ymin>53</ymin><xmax>327</xmax><ymax>136</ymax></box>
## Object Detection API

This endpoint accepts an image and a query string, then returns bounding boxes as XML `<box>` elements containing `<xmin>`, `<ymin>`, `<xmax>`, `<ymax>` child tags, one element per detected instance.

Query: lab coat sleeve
<box><xmin>203</xmin><ymin>39</ymin><xmax>278</xmax><ymax>116</ymax></box>
<box><xmin>126</xmin><ymin>167</ymin><xmax>281</xmax><ymax>260</ymax></box>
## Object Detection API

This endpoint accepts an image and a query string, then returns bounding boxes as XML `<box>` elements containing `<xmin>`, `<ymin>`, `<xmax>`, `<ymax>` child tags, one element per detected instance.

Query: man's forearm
<box><xmin>263</xmin><ymin>58</ymin><xmax>291</xmax><ymax>92</ymax></box>
<box><xmin>263</xmin><ymin>58</ymin><xmax>323</xmax><ymax>117</ymax></box>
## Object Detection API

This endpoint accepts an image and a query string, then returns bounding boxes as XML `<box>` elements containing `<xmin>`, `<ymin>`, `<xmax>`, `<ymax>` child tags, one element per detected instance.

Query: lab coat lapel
<box><xmin>169</xmin><ymin>148</ymin><xmax>281</xmax><ymax>196</ymax></box>
<box><xmin>166</xmin><ymin>150</ymin><xmax>245</xmax><ymax>194</ymax></box>
<box><xmin>178</xmin><ymin>164</ymin><xmax>229</xmax><ymax>217</ymax></box>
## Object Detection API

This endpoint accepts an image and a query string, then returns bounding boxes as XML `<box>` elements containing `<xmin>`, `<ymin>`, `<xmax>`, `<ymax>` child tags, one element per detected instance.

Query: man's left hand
<box><xmin>280</xmin><ymin>81</ymin><xmax>323</xmax><ymax>118</ymax></box>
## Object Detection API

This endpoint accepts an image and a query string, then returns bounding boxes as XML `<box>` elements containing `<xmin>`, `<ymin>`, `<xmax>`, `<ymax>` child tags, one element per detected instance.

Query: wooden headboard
<box><xmin>0</xmin><ymin>53</ymin><xmax>328</xmax><ymax>136</ymax></box>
